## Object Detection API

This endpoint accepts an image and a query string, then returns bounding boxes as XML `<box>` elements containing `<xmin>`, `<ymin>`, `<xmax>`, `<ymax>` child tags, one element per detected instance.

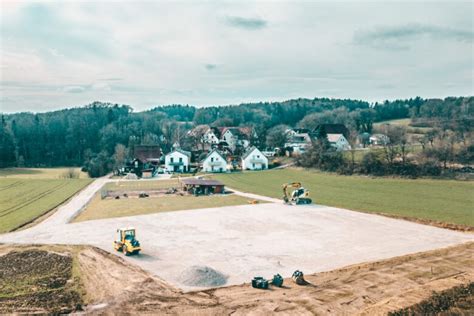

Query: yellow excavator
<box><xmin>282</xmin><ymin>182</ymin><xmax>312</xmax><ymax>205</ymax></box>
<box><xmin>114</xmin><ymin>228</ymin><xmax>141</xmax><ymax>256</ymax></box>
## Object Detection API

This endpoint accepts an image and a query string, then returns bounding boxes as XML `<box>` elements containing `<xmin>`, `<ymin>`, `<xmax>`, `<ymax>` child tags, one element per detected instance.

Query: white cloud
<box><xmin>63</xmin><ymin>86</ymin><xmax>86</xmax><ymax>93</ymax></box>
<box><xmin>0</xmin><ymin>1</ymin><xmax>473</xmax><ymax>113</ymax></box>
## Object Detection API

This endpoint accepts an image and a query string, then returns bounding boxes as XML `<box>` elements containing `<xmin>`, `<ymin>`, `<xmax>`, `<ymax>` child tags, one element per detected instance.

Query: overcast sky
<box><xmin>1</xmin><ymin>0</ymin><xmax>473</xmax><ymax>113</ymax></box>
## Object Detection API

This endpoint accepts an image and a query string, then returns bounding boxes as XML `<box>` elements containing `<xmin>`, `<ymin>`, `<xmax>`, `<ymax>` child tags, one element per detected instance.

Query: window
<box><xmin>170</xmin><ymin>157</ymin><xmax>174</xmax><ymax>163</ymax></box>
<box><xmin>211</xmin><ymin>157</ymin><xmax>214</xmax><ymax>162</ymax></box>
<box><xmin>179</xmin><ymin>157</ymin><xmax>183</xmax><ymax>163</ymax></box>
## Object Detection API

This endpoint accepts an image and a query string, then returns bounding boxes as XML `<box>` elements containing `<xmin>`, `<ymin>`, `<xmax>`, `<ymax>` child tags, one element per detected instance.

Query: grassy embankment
<box><xmin>74</xmin><ymin>179</ymin><xmax>263</xmax><ymax>222</ymax></box>
<box><xmin>212</xmin><ymin>168</ymin><xmax>474</xmax><ymax>227</ymax></box>
<box><xmin>0</xmin><ymin>168</ymin><xmax>91</xmax><ymax>233</ymax></box>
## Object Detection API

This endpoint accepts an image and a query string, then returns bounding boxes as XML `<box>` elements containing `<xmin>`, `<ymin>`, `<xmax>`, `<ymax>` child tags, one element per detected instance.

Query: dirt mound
<box><xmin>178</xmin><ymin>265</ymin><xmax>228</xmax><ymax>287</ymax></box>
<box><xmin>0</xmin><ymin>249</ymin><xmax>82</xmax><ymax>314</ymax></box>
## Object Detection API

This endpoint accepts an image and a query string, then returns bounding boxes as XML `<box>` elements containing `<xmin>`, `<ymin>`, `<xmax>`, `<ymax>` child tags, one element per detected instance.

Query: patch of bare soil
<box><xmin>389</xmin><ymin>282</ymin><xmax>474</xmax><ymax>315</ymax></box>
<box><xmin>1</xmin><ymin>242</ymin><xmax>472</xmax><ymax>314</ymax></box>
<box><xmin>77</xmin><ymin>242</ymin><xmax>473</xmax><ymax>315</ymax></box>
<box><xmin>0</xmin><ymin>247</ymin><xmax>83</xmax><ymax>314</ymax></box>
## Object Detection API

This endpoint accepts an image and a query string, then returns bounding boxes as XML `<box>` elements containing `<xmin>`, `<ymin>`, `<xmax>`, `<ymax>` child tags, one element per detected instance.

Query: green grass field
<box><xmin>0</xmin><ymin>168</ymin><xmax>88</xmax><ymax>179</ymax></box>
<box><xmin>212</xmin><ymin>169</ymin><xmax>474</xmax><ymax>227</ymax></box>
<box><xmin>374</xmin><ymin>118</ymin><xmax>433</xmax><ymax>135</ymax></box>
<box><xmin>74</xmin><ymin>193</ymin><xmax>262</xmax><ymax>222</ymax></box>
<box><xmin>0</xmin><ymin>178</ymin><xmax>91</xmax><ymax>233</ymax></box>
<box><xmin>374</xmin><ymin>118</ymin><xmax>412</xmax><ymax>127</ymax></box>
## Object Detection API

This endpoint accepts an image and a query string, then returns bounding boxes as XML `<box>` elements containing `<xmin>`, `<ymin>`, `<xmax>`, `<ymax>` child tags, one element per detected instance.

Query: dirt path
<box><xmin>229</xmin><ymin>187</ymin><xmax>282</xmax><ymax>203</ymax></box>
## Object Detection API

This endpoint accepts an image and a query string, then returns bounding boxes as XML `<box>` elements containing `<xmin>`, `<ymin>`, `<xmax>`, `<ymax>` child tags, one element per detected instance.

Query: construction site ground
<box><xmin>1</xmin><ymin>177</ymin><xmax>473</xmax><ymax>313</ymax></box>
<box><xmin>0</xmin><ymin>243</ymin><xmax>472</xmax><ymax>314</ymax></box>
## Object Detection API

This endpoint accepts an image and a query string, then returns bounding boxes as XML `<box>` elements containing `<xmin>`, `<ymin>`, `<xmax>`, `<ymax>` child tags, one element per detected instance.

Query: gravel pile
<box><xmin>178</xmin><ymin>265</ymin><xmax>228</xmax><ymax>287</ymax></box>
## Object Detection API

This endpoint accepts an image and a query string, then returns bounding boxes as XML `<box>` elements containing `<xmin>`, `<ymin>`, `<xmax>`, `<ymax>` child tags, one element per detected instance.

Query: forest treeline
<box><xmin>0</xmin><ymin>96</ymin><xmax>472</xmax><ymax>173</ymax></box>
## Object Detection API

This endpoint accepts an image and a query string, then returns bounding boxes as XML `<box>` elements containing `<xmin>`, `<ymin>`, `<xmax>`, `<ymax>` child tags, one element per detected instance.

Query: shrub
<box><xmin>360</xmin><ymin>151</ymin><xmax>385</xmax><ymax>175</ymax></box>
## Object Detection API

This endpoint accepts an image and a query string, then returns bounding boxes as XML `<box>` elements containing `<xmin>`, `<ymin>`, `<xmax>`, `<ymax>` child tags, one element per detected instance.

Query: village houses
<box><xmin>241</xmin><ymin>146</ymin><xmax>268</xmax><ymax>170</ymax></box>
<box><xmin>201</xmin><ymin>149</ymin><xmax>228</xmax><ymax>173</ymax></box>
<box><xmin>164</xmin><ymin>148</ymin><xmax>191</xmax><ymax>173</ymax></box>
<box><xmin>219</xmin><ymin>127</ymin><xmax>255</xmax><ymax>152</ymax></box>
<box><xmin>314</xmin><ymin>124</ymin><xmax>351</xmax><ymax>151</ymax></box>
<box><xmin>284</xmin><ymin>128</ymin><xmax>313</xmax><ymax>155</ymax></box>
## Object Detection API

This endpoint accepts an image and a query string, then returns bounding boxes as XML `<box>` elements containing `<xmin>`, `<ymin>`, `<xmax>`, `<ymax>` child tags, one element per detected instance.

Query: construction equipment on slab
<box><xmin>292</xmin><ymin>270</ymin><xmax>307</xmax><ymax>285</ymax></box>
<box><xmin>114</xmin><ymin>227</ymin><xmax>141</xmax><ymax>256</ymax></box>
<box><xmin>282</xmin><ymin>182</ymin><xmax>312</xmax><ymax>205</ymax></box>
<box><xmin>251</xmin><ymin>274</ymin><xmax>284</xmax><ymax>289</ymax></box>
<box><xmin>251</xmin><ymin>276</ymin><xmax>269</xmax><ymax>289</ymax></box>
<box><xmin>271</xmin><ymin>274</ymin><xmax>284</xmax><ymax>287</ymax></box>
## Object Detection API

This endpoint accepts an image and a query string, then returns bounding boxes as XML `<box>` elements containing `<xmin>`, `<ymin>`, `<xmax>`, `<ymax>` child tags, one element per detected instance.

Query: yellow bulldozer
<box><xmin>114</xmin><ymin>228</ymin><xmax>141</xmax><ymax>256</ymax></box>
<box><xmin>282</xmin><ymin>182</ymin><xmax>312</xmax><ymax>205</ymax></box>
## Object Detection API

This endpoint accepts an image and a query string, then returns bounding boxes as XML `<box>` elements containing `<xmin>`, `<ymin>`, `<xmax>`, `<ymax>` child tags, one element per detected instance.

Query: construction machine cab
<box><xmin>283</xmin><ymin>182</ymin><xmax>312</xmax><ymax>205</ymax></box>
<box><xmin>114</xmin><ymin>227</ymin><xmax>141</xmax><ymax>256</ymax></box>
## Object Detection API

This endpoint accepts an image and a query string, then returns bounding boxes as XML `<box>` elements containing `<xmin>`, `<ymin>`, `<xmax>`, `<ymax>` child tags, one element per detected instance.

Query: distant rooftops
<box><xmin>314</xmin><ymin>124</ymin><xmax>349</xmax><ymax>138</ymax></box>
<box><xmin>133</xmin><ymin>145</ymin><xmax>162</xmax><ymax>162</ymax></box>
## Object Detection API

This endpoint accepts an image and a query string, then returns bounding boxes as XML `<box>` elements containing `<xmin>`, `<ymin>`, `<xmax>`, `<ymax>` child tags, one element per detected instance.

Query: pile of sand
<box><xmin>178</xmin><ymin>265</ymin><xmax>228</xmax><ymax>287</ymax></box>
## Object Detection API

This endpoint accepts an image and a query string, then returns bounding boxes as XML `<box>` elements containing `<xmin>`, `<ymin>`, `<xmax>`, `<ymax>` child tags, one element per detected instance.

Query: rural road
<box><xmin>1</xmin><ymin>177</ymin><xmax>473</xmax><ymax>292</ymax></box>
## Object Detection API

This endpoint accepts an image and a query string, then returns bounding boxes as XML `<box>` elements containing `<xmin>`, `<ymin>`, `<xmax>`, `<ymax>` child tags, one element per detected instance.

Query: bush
<box><xmin>390</xmin><ymin>163</ymin><xmax>419</xmax><ymax>178</ymax></box>
<box><xmin>298</xmin><ymin>142</ymin><xmax>345</xmax><ymax>172</ymax></box>
<box><xmin>61</xmin><ymin>168</ymin><xmax>79</xmax><ymax>179</ymax></box>
<box><xmin>419</xmin><ymin>160</ymin><xmax>442</xmax><ymax>176</ymax></box>
<box><xmin>83</xmin><ymin>151</ymin><xmax>113</xmax><ymax>178</ymax></box>
<box><xmin>360</xmin><ymin>151</ymin><xmax>385</xmax><ymax>175</ymax></box>
<box><xmin>456</xmin><ymin>144</ymin><xmax>474</xmax><ymax>164</ymax></box>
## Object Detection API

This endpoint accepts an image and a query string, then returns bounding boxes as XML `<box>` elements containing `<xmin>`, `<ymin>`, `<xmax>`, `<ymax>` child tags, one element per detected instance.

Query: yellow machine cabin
<box><xmin>114</xmin><ymin>228</ymin><xmax>141</xmax><ymax>255</ymax></box>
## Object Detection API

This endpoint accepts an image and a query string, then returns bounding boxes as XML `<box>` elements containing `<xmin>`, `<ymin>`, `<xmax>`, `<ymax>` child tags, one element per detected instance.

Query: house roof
<box><xmin>314</xmin><ymin>124</ymin><xmax>349</xmax><ymax>137</ymax></box>
<box><xmin>202</xmin><ymin>149</ymin><xmax>227</xmax><ymax>163</ymax></box>
<box><xmin>241</xmin><ymin>146</ymin><xmax>263</xmax><ymax>160</ymax></box>
<box><xmin>370</xmin><ymin>133</ymin><xmax>388</xmax><ymax>139</ymax></box>
<box><xmin>327</xmin><ymin>133</ymin><xmax>343</xmax><ymax>143</ymax></box>
<box><xmin>134</xmin><ymin>145</ymin><xmax>162</xmax><ymax>162</ymax></box>
<box><xmin>291</xmin><ymin>128</ymin><xmax>311</xmax><ymax>134</ymax></box>
<box><xmin>181</xmin><ymin>178</ymin><xmax>224</xmax><ymax>186</ymax></box>
<box><xmin>219</xmin><ymin>127</ymin><xmax>253</xmax><ymax>139</ymax></box>
<box><xmin>166</xmin><ymin>148</ymin><xmax>191</xmax><ymax>157</ymax></box>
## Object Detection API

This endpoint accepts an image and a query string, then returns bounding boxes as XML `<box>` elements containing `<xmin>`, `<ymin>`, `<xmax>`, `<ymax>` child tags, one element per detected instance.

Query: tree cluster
<box><xmin>0</xmin><ymin>96</ymin><xmax>472</xmax><ymax>177</ymax></box>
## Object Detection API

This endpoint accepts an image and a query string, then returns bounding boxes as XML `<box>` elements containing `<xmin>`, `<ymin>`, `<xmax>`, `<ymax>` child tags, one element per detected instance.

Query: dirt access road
<box><xmin>1</xmin><ymin>177</ymin><xmax>472</xmax><ymax>292</ymax></box>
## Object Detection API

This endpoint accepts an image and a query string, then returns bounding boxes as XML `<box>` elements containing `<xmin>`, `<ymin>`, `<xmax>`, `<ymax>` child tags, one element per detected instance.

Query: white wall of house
<box><xmin>222</xmin><ymin>130</ymin><xmax>236</xmax><ymax>151</ymax></box>
<box><xmin>202</xmin><ymin>151</ymin><xmax>227</xmax><ymax>173</ymax></box>
<box><xmin>327</xmin><ymin>134</ymin><xmax>351</xmax><ymax>151</ymax></box>
<box><xmin>165</xmin><ymin>150</ymin><xmax>190</xmax><ymax>173</ymax></box>
<box><xmin>242</xmin><ymin>148</ymin><xmax>268</xmax><ymax>170</ymax></box>
<box><xmin>202</xmin><ymin>129</ymin><xmax>219</xmax><ymax>144</ymax></box>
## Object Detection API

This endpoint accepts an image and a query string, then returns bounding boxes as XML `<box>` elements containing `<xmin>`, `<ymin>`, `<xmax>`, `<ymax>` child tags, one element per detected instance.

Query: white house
<box><xmin>284</xmin><ymin>128</ymin><xmax>312</xmax><ymax>155</ymax></box>
<box><xmin>241</xmin><ymin>147</ymin><xmax>268</xmax><ymax>170</ymax></box>
<box><xmin>327</xmin><ymin>133</ymin><xmax>351</xmax><ymax>151</ymax></box>
<box><xmin>370</xmin><ymin>134</ymin><xmax>390</xmax><ymax>146</ymax></box>
<box><xmin>201</xmin><ymin>149</ymin><xmax>227</xmax><ymax>173</ymax></box>
<box><xmin>165</xmin><ymin>149</ymin><xmax>191</xmax><ymax>173</ymax></box>
<box><xmin>219</xmin><ymin>127</ymin><xmax>255</xmax><ymax>152</ymax></box>
<box><xmin>202</xmin><ymin>128</ymin><xmax>220</xmax><ymax>145</ymax></box>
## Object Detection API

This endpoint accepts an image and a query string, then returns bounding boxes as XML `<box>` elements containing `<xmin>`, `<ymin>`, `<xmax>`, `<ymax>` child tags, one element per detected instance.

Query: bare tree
<box><xmin>380</xmin><ymin>125</ymin><xmax>408</xmax><ymax>166</ymax></box>
<box><xmin>113</xmin><ymin>144</ymin><xmax>128</xmax><ymax>169</ymax></box>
